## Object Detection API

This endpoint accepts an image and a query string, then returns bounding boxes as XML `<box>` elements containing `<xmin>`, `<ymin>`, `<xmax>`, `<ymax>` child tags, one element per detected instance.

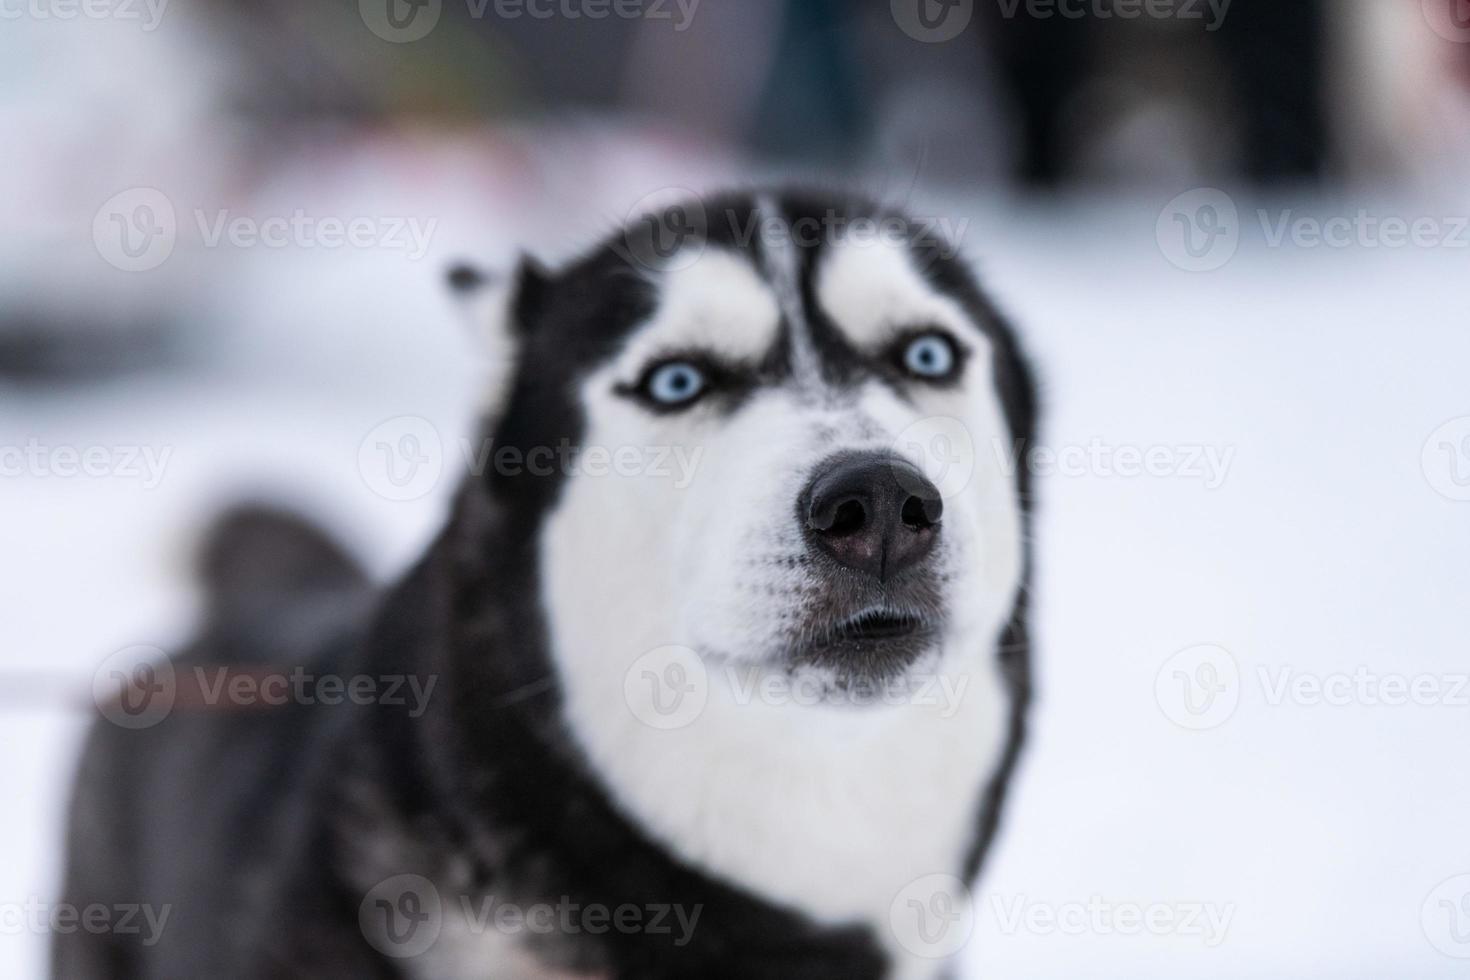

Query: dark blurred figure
<box><xmin>188</xmin><ymin>0</ymin><xmax>1335</xmax><ymax>187</ymax></box>
<box><xmin>978</xmin><ymin>0</ymin><xmax>1328</xmax><ymax>186</ymax></box>
<box><xmin>11</xmin><ymin>0</ymin><xmax>1462</xmax><ymax>385</ymax></box>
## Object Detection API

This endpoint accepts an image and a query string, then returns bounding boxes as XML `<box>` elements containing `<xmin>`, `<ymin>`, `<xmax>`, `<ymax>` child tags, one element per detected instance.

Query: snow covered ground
<box><xmin>3</xmin><ymin>183</ymin><xmax>1468</xmax><ymax>978</ymax></box>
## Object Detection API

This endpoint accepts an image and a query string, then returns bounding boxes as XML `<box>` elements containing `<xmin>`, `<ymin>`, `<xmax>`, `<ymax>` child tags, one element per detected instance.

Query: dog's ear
<box><xmin>446</xmin><ymin>255</ymin><xmax>550</xmax><ymax>419</ymax></box>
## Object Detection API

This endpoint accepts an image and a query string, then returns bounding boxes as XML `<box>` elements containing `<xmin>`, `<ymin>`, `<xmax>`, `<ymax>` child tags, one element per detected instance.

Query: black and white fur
<box><xmin>57</xmin><ymin>190</ymin><xmax>1038</xmax><ymax>980</ymax></box>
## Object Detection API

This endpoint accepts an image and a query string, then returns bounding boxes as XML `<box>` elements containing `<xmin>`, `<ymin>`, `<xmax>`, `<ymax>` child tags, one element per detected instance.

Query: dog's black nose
<box><xmin>800</xmin><ymin>452</ymin><xmax>943</xmax><ymax>582</ymax></box>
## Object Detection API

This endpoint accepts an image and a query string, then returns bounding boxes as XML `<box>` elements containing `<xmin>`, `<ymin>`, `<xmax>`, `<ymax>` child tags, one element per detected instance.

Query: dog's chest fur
<box><xmin>666</xmin><ymin>671</ymin><xmax>1003</xmax><ymax>911</ymax></box>
<box><xmin>414</xmin><ymin>676</ymin><xmax>1006</xmax><ymax>980</ymax></box>
<box><xmin>561</xmin><ymin>663</ymin><xmax>1008</xmax><ymax>976</ymax></box>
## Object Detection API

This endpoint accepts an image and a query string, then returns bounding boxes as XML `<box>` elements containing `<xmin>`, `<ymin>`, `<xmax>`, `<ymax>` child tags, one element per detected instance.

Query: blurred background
<box><xmin>4</xmin><ymin>0</ymin><xmax>1470</xmax><ymax>976</ymax></box>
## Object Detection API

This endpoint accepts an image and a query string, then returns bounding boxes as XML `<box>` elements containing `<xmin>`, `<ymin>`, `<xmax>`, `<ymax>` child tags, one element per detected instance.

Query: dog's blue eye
<box><xmin>644</xmin><ymin>361</ymin><xmax>707</xmax><ymax>406</ymax></box>
<box><xmin>901</xmin><ymin>333</ymin><xmax>958</xmax><ymax>379</ymax></box>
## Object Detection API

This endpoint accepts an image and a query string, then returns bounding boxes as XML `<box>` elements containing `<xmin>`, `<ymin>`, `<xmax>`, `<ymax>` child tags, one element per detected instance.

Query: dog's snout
<box><xmin>800</xmin><ymin>452</ymin><xmax>942</xmax><ymax>581</ymax></box>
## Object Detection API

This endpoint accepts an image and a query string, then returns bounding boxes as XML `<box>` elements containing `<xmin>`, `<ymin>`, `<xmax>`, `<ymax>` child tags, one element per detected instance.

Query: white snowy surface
<box><xmin>3</xmin><ymin>188</ymin><xmax>1469</xmax><ymax>979</ymax></box>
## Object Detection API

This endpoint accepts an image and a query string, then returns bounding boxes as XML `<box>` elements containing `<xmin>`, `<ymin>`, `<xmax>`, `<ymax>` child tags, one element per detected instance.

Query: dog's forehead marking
<box><xmin>815</xmin><ymin>235</ymin><xmax>979</xmax><ymax>349</ymax></box>
<box><xmin>613</xmin><ymin>247</ymin><xmax>779</xmax><ymax>375</ymax></box>
<box><xmin>755</xmin><ymin>194</ymin><xmax>823</xmax><ymax>387</ymax></box>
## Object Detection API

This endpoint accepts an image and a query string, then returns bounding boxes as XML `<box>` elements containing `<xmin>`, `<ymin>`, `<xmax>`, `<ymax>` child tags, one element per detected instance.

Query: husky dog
<box><xmin>57</xmin><ymin>190</ymin><xmax>1037</xmax><ymax>980</ymax></box>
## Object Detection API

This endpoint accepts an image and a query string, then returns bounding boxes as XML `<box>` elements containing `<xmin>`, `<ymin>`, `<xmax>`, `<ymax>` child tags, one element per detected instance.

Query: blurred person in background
<box><xmin>4</xmin><ymin>0</ymin><xmax>1468</xmax><ymax>382</ymax></box>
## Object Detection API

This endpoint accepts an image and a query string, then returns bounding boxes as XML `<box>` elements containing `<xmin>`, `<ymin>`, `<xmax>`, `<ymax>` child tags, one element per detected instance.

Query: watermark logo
<box><xmin>892</xmin><ymin>0</ymin><xmax>973</xmax><ymax>42</ymax></box>
<box><xmin>359</xmin><ymin>416</ymin><xmax>444</xmax><ymax>502</ymax></box>
<box><xmin>623</xmin><ymin>645</ymin><xmax>708</xmax><ymax>730</ymax></box>
<box><xmin>892</xmin><ymin>416</ymin><xmax>977</xmax><ymax>501</ymax></box>
<box><xmin>91</xmin><ymin>657</ymin><xmax>438</xmax><ymax>727</ymax></box>
<box><xmin>1161</xmin><ymin>191</ymin><xmax>1470</xmax><ymax>269</ymax></box>
<box><xmin>94</xmin><ymin>188</ymin><xmax>177</xmax><ymax>273</ymax></box>
<box><xmin>193</xmin><ymin>209</ymin><xmax>437</xmax><ymax>258</ymax></box>
<box><xmin>1423</xmin><ymin>875</ymin><xmax>1470</xmax><ymax>958</ymax></box>
<box><xmin>194</xmin><ymin>666</ymin><xmax>436</xmax><ymax>715</ymax></box>
<box><xmin>1157</xmin><ymin>188</ymin><xmax>1239</xmax><ymax>272</ymax></box>
<box><xmin>92</xmin><ymin>645</ymin><xmax>175</xmax><ymax>730</ymax></box>
<box><xmin>617</xmin><ymin>191</ymin><xmax>970</xmax><ymax>272</ymax></box>
<box><xmin>1423</xmin><ymin>417</ymin><xmax>1470</xmax><ymax>502</ymax></box>
<box><xmin>1155</xmin><ymin>644</ymin><xmax>1239</xmax><ymax>730</ymax></box>
<box><xmin>618</xmin><ymin>187</ymin><xmax>709</xmax><ymax>273</ymax></box>
<box><xmin>1159</xmin><ymin>653</ymin><xmax>1470</xmax><ymax>726</ymax></box>
<box><xmin>1424</xmin><ymin>0</ymin><xmax>1470</xmax><ymax>43</ymax></box>
<box><xmin>621</xmin><ymin>657</ymin><xmax>973</xmax><ymax>728</ymax></box>
<box><xmin>358</xmin><ymin>421</ymin><xmax>706</xmax><ymax>501</ymax></box>
<box><xmin>890</xmin><ymin>873</ymin><xmax>975</xmax><ymax>959</ymax></box>
<box><xmin>359</xmin><ymin>879</ymin><xmax>702</xmax><ymax>954</ymax></box>
<box><xmin>95</xmin><ymin>189</ymin><xmax>438</xmax><ymax>269</ymax></box>
<box><xmin>462</xmin><ymin>438</ymin><xmax>704</xmax><ymax>488</ymax></box>
<box><xmin>360</xmin><ymin>874</ymin><xmax>443</xmax><ymax>958</ymax></box>
<box><xmin>360</xmin><ymin>0</ymin><xmax>442</xmax><ymax>41</ymax></box>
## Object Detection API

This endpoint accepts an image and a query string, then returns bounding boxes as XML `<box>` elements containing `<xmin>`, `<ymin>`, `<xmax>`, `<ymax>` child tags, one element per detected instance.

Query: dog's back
<box><xmin>55</xmin><ymin>507</ymin><xmax>383</xmax><ymax>979</ymax></box>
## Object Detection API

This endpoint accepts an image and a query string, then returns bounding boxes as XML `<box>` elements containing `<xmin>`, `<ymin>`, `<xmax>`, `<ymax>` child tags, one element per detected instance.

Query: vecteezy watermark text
<box><xmin>989</xmin><ymin>894</ymin><xmax>1235</xmax><ymax>946</ymax></box>
<box><xmin>93</xmin><ymin>188</ymin><xmax>438</xmax><ymax>272</ymax></box>
<box><xmin>359</xmin><ymin>416</ymin><xmax>706</xmax><ymax>502</ymax></box>
<box><xmin>479</xmin><ymin>0</ymin><xmax>698</xmax><ymax>27</ymax></box>
<box><xmin>617</xmin><ymin>188</ymin><xmax>971</xmax><ymax>273</ymax></box>
<box><xmin>359</xmin><ymin>0</ymin><xmax>699</xmax><ymax>44</ymax></box>
<box><xmin>993</xmin><ymin>437</ymin><xmax>1236</xmax><ymax>489</ymax></box>
<box><xmin>1158</xmin><ymin>189</ymin><xmax>1470</xmax><ymax>271</ymax></box>
<box><xmin>1156</xmin><ymin>644</ymin><xmax>1470</xmax><ymax>731</ymax></box>
<box><xmin>0</xmin><ymin>438</ymin><xmax>172</xmax><ymax>489</ymax></box>
<box><xmin>1257</xmin><ymin>666</ymin><xmax>1470</xmax><ymax>710</ymax></box>
<box><xmin>1257</xmin><ymin>210</ymin><xmax>1470</xmax><ymax>251</ymax></box>
<box><xmin>194</xmin><ymin>209</ymin><xmax>436</xmax><ymax>259</ymax></box>
<box><xmin>93</xmin><ymin>650</ymin><xmax>439</xmax><ymax>730</ymax></box>
<box><xmin>358</xmin><ymin>875</ymin><xmax>702</xmax><ymax>959</ymax></box>
<box><xmin>0</xmin><ymin>899</ymin><xmax>171</xmax><ymax>946</ymax></box>
<box><xmin>994</xmin><ymin>0</ymin><xmax>1231</xmax><ymax>30</ymax></box>
<box><xmin>891</xmin><ymin>0</ymin><xmax>1229</xmax><ymax>43</ymax></box>
<box><xmin>0</xmin><ymin>0</ymin><xmax>169</xmax><ymax>29</ymax></box>
<box><xmin>622</xmin><ymin>647</ymin><xmax>975</xmax><ymax>731</ymax></box>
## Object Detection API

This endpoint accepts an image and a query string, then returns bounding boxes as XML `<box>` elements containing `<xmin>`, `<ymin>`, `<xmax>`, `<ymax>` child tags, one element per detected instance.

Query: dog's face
<box><xmin>465</xmin><ymin>194</ymin><xmax>1032</xmax><ymax>708</ymax></box>
<box><xmin>454</xmin><ymin>192</ymin><xmax>1036</xmax><ymax>935</ymax></box>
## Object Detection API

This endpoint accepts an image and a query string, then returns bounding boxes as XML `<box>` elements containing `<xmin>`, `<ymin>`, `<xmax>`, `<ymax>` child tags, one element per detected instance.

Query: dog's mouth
<box><xmin>831</xmin><ymin>609</ymin><xmax>925</xmax><ymax>643</ymax></box>
<box><xmin>789</xmin><ymin>603</ymin><xmax>940</xmax><ymax>686</ymax></box>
